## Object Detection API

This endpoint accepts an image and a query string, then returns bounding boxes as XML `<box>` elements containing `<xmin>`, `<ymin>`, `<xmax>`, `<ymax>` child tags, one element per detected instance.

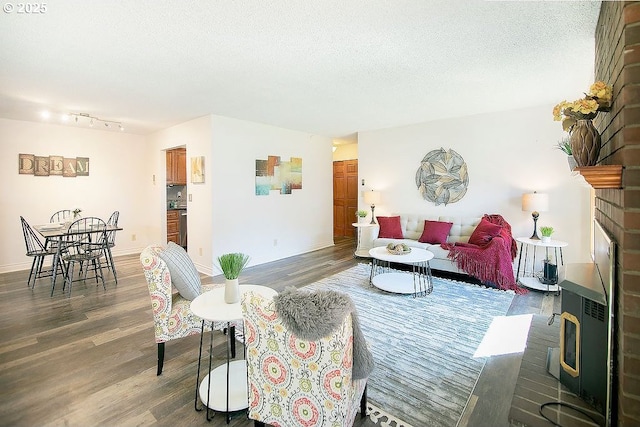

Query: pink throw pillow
<box><xmin>418</xmin><ymin>220</ymin><xmax>453</xmax><ymax>244</ymax></box>
<box><xmin>377</xmin><ymin>216</ymin><xmax>404</xmax><ymax>239</ymax></box>
<box><xmin>468</xmin><ymin>218</ymin><xmax>503</xmax><ymax>246</ymax></box>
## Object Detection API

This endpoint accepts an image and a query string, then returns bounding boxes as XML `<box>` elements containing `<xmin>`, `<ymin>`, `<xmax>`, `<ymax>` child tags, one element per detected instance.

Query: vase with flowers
<box><xmin>553</xmin><ymin>81</ymin><xmax>613</xmax><ymax>167</ymax></box>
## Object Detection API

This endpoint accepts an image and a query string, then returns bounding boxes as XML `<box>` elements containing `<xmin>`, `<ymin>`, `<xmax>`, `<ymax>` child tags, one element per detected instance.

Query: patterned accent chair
<box><xmin>241</xmin><ymin>291</ymin><xmax>368</xmax><ymax>427</ymax></box>
<box><xmin>140</xmin><ymin>245</ymin><xmax>237</xmax><ymax>375</ymax></box>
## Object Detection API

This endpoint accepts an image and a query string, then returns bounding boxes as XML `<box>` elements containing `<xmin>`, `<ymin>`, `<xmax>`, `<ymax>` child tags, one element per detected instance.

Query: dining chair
<box><xmin>50</xmin><ymin>210</ymin><xmax>72</xmax><ymax>223</ymax></box>
<box><xmin>20</xmin><ymin>216</ymin><xmax>62</xmax><ymax>289</ymax></box>
<box><xmin>58</xmin><ymin>217</ymin><xmax>108</xmax><ymax>296</ymax></box>
<box><xmin>99</xmin><ymin>210</ymin><xmax>119</xmax><ymax>284</ymax></box>
<box><xmin>46</xmin><ymin>210</ymin><xmax>73</xmax><ymax>251</ymax></box>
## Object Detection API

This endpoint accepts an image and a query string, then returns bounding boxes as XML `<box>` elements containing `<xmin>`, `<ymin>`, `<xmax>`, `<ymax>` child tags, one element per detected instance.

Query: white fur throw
<box><xmin>274</xmin><ymin>287</ymin><xmax>374</xmax><ymax>380</ymax></box>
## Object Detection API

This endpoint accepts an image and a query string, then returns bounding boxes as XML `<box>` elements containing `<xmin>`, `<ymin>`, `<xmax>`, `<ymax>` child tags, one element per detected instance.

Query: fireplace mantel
<box><xmin>575</xmin><ymin>165</ymin><xmax>623</xmax><ymax>189</ymax></box>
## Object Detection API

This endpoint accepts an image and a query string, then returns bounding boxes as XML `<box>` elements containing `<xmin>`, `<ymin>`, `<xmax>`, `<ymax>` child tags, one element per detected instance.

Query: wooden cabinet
<box><xmin>167</xmin><ymin>210</ymin><xmax>180</xmax><ymax>244</ymax></box>
<box><xmin>166</xmin><ymin>148</ymin><xmax>187</xmax><ymax>185</ymax></box>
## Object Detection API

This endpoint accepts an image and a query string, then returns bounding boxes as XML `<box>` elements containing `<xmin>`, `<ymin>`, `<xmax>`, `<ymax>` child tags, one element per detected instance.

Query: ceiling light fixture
<box><xmin>69</xmin><ymin>113</ymin><xmax>124</xmax><ymax>131</ymax></box>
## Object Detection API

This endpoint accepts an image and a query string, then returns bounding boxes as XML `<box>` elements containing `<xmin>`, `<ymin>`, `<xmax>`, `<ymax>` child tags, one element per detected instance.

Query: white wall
<box><xmin>0</xmin><ymin>114</ymin><xmax>334</xmax><ymax>277</ymax></box>
<box><xmin>1</xmin><ymin>105</ymin><xmax>592</xmax><ymax>276</ymax></box>
<box><xmin>147</xmin><ymin>115</ymin><xmax>214</xmax><ymax>273</ymax></box>
<box><xmin>0</xmin><ymin>118</ymin><xmax>152</xmax><ymax>272</ymax></box>
<box><xmin>210</xmin><ymin>115</ymin><xmax>334</xmax><ymax>271</ymax></box>
<box><xmin>358</xmin><ymin>105</ymin><xmax>593</xmax><ymax>264</ymax></box>
<box><xmin>332</xmin><ymin>143</ymin><xmax>358</xmax><ymax>161</ymax></box>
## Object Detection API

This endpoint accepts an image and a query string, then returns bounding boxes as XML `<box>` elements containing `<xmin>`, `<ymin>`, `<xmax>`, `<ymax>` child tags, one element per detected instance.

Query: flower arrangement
<box><xmin>553</xmin><ymin>81</ymin><xmax>613</xmax><ymax>131</ymax></box>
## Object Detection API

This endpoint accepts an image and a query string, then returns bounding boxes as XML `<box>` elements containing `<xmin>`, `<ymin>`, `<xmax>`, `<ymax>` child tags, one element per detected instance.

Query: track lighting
<box><xmin>69</xmin><ymin>113</ymin><xmax>124</xmax><ymax>131</ymax></box>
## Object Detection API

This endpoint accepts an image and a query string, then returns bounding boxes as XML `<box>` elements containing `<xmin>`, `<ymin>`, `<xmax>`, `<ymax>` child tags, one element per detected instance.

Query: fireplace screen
<box><xmin>560</xmin><ymin>312</ymin><xmax>580</xmax><ymax>378</ymax></box>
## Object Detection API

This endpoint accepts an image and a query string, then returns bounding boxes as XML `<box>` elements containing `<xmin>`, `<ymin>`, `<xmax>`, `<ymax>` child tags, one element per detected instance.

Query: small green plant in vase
<box><xmin>555</xmin><ymin>137</ymin><xmax>577</xmax><ymax>171</ymax></box>
<box><xmin>356</xmin><ymin>210</ymin><xmax>368</xmax><ymax>223</ymax></box>
<box><xmin>217</xmin><ymin>253</ymin><xmax>250</xmax><ymax>303</ymax></box>
<box><xmin>540</xmin><ymin>226</ymin><xmax>554</xmax><ymax>243</ymax></box>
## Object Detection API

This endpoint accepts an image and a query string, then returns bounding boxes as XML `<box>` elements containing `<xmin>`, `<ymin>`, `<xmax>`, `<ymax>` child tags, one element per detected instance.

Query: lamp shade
<box><xmin>522</xmin><ymin>192</ymin><xmax>549</xmax><ymax>213</ymax></box>
<box><xmin>364</xmin><ymin>190</ymin><xmax>381</xmax><ymax>205</ymax></box>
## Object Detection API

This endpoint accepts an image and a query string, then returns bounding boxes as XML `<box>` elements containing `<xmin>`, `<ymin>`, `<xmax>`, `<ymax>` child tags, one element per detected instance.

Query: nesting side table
<box><xmin>515</xmin><ymin>237</ymin><xmax>568</xmax><ymax>293</ymax></box>
<box><xmin>190</xmin><ymin>284</ymin><xmax>277</xmax><ymax>423</ymax></box>
<box><xmin>352</xmin><ymin>222</ymin><xmax>377</xmax><ymax>257</ymax></box>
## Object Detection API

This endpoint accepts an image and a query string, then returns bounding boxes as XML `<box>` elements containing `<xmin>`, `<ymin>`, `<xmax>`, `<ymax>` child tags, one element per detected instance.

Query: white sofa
<box><xmin>370</xmin><ymin>214</ymin><xmax>482</xmax><ymax>274</ymax></box>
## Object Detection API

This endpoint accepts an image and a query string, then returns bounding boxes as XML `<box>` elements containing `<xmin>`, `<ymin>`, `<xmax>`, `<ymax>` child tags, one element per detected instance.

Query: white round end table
<box><xmin>515</xmin><ymin>237</ymin><xmax>568</xmax><ymax>293</ymax></box>
<box><xmin>190</xmin><ymin>284</ymin><xmax>277</xmax><ymax>422</ymax></box>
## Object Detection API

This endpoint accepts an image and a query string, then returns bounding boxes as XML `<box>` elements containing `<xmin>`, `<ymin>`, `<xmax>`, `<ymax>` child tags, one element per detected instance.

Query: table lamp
<box><xmin>363</xmin><ymin>190</ymin><xmax>381</xmax><ymax>224</ymax></box>
<box><xmin>522</xmin><ymin>191</ymin><xmax>549</xmax><ymax>240</ymax></box>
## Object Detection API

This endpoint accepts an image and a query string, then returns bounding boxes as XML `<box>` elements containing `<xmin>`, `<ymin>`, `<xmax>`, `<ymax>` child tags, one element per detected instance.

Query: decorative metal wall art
<box><xmin>415</xmin><ymin>148</ymin><xmax>468</xmax><ymax>205</ymax></box>
<box><xmin>255</xmin><ymin>155</ymin><xmax>302</xmax><ymax>195</ymax></box>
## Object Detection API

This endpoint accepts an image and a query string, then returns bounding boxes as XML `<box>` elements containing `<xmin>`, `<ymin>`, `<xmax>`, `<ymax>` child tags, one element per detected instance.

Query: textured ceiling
<box><xmin>0</xmin><ymin>1</ymin><xmax>601</xmax><ymax>138</ymax></box>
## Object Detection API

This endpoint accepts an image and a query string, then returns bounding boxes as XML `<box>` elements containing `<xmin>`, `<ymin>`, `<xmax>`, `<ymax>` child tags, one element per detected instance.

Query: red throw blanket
<box><xmin>442</xmin><ymin>214</ymin><xmax>527</xmax><ymax>294</ymax></box>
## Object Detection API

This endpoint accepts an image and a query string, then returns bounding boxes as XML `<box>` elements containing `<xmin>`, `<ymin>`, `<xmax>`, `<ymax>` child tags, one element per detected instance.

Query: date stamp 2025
<box><xmin>3</xmin><ymin>3</ymin><xmax>47</xmax><ymax>14</ymax></box>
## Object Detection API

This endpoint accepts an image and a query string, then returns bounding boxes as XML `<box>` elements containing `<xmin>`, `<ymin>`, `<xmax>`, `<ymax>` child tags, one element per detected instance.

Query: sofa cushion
<box><xmin>418</xmin><ymin>220</ymin><xmax>453</xmax><ymax>244</ymax></box>
<box><xmin>158</xmin><ymin>242</ymin><xmax>201</xmax><ymax>300</ymax></box>
<box><xmin>377</xmin><ymin>216</ymin><xmax>404</xmax><ymax>239</ymax></box>
<box><xmin>468</xmin><ymin>218</ymin><xmax>503</xmax><ymax>246</ymax></box>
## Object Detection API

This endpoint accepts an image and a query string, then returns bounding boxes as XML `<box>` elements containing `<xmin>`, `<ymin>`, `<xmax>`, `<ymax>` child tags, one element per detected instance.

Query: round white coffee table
<box><xmin>191</xmin><ymin>284</ymin><xmax>277</xmax><ymax>422</ymax></box>
<box><xmin>368</xmin><ymin>246</ymin><xmax>434</xmax><ymax>296</ymax></box>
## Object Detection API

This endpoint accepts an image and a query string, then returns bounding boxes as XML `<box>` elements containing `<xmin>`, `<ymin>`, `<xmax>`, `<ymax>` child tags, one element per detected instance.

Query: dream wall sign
<box><xmin>255</xmin><ymin>156</ymin><xmax>302</xmax><ymax>195</ymax></box>
<box><xmin>415</xmin><ymin>148</ymin><xmax>468</xmax><ymax>205</ymax></box>
<box><xmin>18</xmin><ymin>154</ymin><xmax>90</xmax><ymax>177</ymax></box>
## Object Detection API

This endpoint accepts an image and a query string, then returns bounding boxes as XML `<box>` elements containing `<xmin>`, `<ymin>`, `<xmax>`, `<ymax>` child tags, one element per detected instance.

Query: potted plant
<box><xmin>356</xmin><ymin>210</ymin><xmax>368</xmax><ymax>223</ymax></box>
<box><xmin>555</xmin><ymin>137</ymin><xmax>577</xmax><ymax>171</ymax></box>
<box><xmin>216</xmin><ymin>252</ymin><xmax>250</xmax><ymax>303</ymax></box>
<box><xmin>540</xmin><ymin>226</ymin><xmax>554</xmax><ymax>243</ymax></box>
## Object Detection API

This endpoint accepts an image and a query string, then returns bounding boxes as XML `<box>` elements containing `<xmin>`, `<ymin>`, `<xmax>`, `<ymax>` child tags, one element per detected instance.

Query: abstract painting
<box><xmin>256</xmin><ymin>155</ymin><xmax>302</xmax><ymax>195</ymax></box>
<box><xmin>191</xmin><ymin>156</ymin><xmax>205</xmax><ymax>183</ymax></box>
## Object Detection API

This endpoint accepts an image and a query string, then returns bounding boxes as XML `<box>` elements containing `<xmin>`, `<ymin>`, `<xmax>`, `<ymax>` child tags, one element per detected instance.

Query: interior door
<box><xmin>333</xmin><ymin>160</ymin><xmax>358</xmax><ymax>237</ymax></box>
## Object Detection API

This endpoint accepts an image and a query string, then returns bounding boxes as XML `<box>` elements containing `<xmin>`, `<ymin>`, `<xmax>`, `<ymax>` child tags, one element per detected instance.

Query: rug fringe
<box><xmin>367</xmin><ymin>402</ymin><xmax>414</xmax><ymax>427</ymax></box>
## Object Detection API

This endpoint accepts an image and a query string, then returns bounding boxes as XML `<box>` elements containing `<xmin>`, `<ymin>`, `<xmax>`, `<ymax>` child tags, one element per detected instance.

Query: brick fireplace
<box><xmin>593</xmin><ymin>2</ymin><xmax>640</xmax><ymax>425</ymax></box>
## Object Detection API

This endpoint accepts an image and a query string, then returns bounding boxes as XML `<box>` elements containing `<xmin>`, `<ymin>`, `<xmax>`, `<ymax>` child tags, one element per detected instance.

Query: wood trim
<box><xmin>575</xmin><ymin>165</ymin><xmax>623</xmax><ymax>189</ymax></box>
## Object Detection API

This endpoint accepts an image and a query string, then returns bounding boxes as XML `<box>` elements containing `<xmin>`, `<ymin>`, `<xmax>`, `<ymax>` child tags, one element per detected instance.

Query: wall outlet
<box><xmin>131</xmin><ymin>234</ymin><xmax>136</xmax><ymax>241</ymax></box>
<box><xmin>273</xmin><ymin>239</ymin><xmax>278</xmax><ymax>246</ymax></box>
<box><xmin>199</xmin><ymin>248</ymin><xmax>203</xmax><ymax>256</ymax></box>
<box><xmin>189</xmin><ymin>194</ymin><xmax>193</xmax><ymax>202</ymax></box>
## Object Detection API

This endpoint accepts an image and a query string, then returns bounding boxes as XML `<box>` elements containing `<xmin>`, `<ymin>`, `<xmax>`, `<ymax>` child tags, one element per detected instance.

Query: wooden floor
<box><xmin>0</xmin><ymin>237</ymin><xmax>560</xmax><ymax>427</ymax></box>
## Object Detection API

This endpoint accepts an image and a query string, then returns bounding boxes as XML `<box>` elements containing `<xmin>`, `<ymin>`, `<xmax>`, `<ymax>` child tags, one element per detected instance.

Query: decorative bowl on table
<box><xmin>386</xmin><ymin>243</ymin><xmax>411</xmax><ymax>255</ymax></box>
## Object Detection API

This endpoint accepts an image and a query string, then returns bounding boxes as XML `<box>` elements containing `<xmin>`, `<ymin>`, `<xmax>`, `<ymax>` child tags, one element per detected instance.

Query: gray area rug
<box><xmin>304</xmin><ymin>263</ymin><xmax>515</xmax><ymax>427</ymax></box>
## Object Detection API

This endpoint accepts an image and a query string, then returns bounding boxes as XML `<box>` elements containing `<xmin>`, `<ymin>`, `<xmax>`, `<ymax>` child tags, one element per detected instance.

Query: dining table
<box><xmin>35</xmin><ymin>222</ymin><xmax>123</xmax><ymax>296</ymax></box>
